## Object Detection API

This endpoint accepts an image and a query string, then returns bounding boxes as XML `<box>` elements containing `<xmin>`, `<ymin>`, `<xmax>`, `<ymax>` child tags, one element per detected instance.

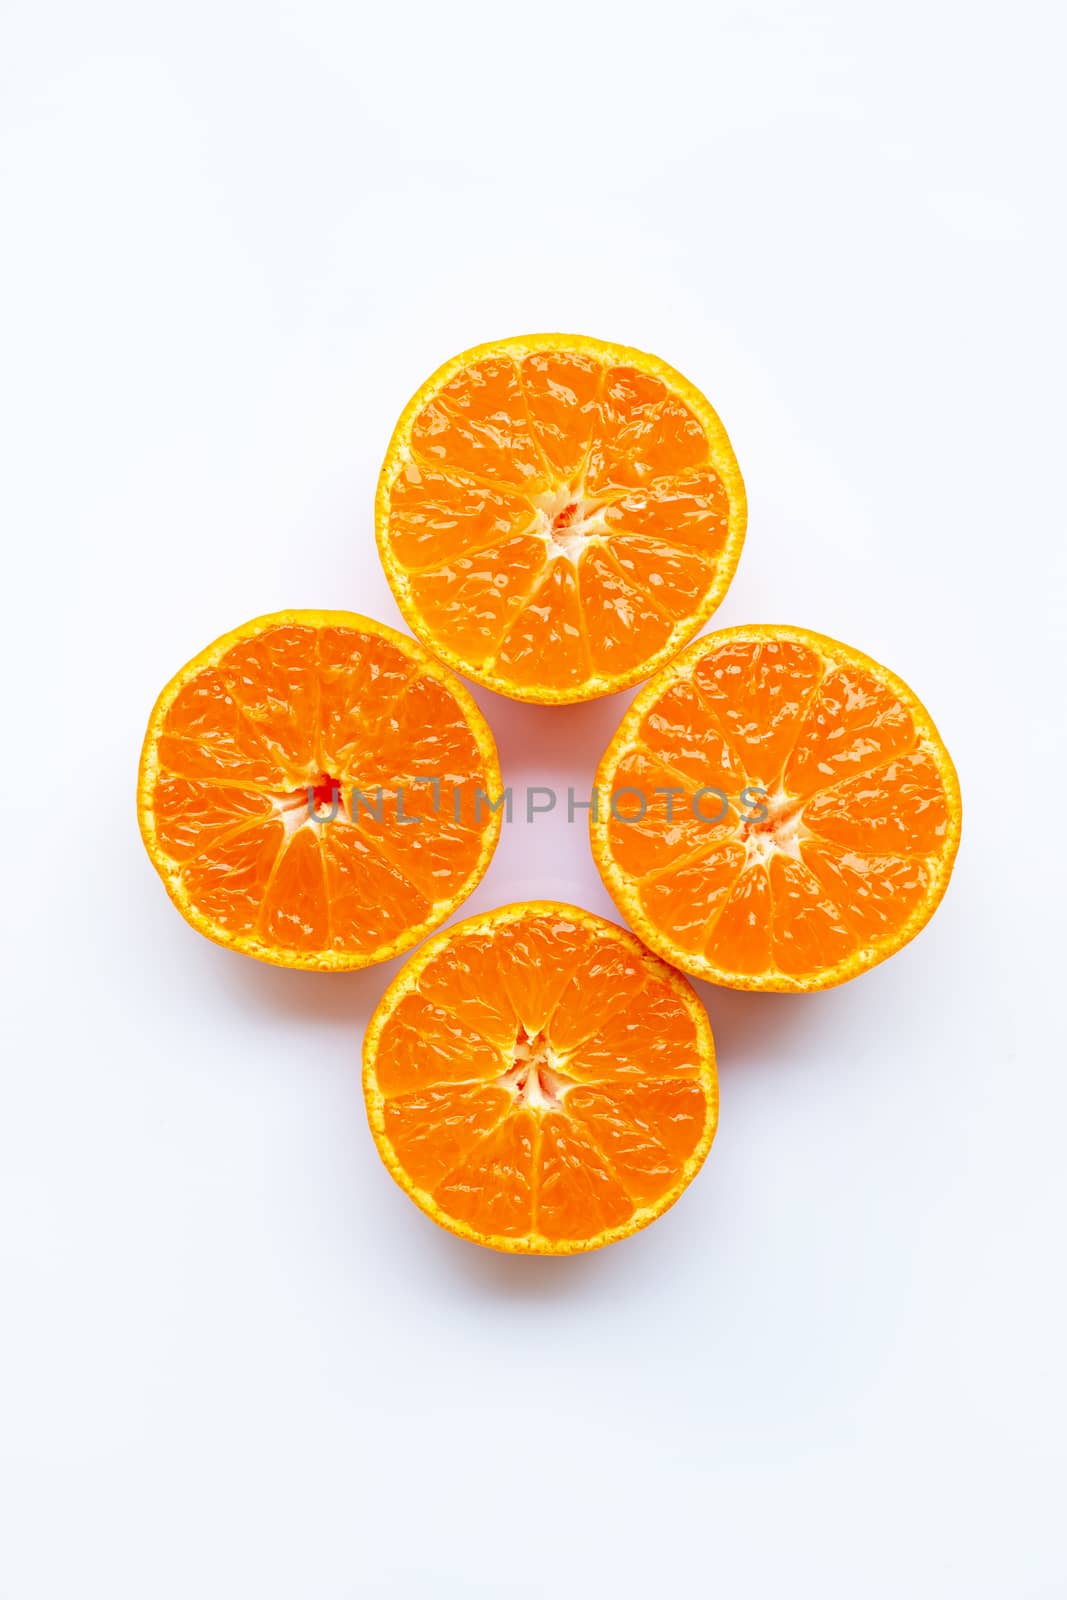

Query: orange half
<box><xmin>376</xmin><ymin>333</ymin><xmax>746</xmax><ymax>703</ymax></box>
<box><xmin>362</xmin><ymin>903</ymin><xmax>718</xmax><ymax>1253</ymax></box>
<box><xmin>591</xmin><ymin>625</ymin><xmax>962</xmax><ymax>991</ymax></box>
<box><xmin>138</xmin><ymin>611</ymin><xmax>502</xmax><ymax>970</ymax></box>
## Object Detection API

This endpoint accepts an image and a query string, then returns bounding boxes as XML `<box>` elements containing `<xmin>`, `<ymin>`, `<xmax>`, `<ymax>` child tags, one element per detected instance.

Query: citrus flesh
<box><xmin>376</xmin><ymin>334</ymin><xmax>746</xmax><ymax>704</ymax></box>
<box><xmin>591</xmin><ymin>625</ymin><xmax>961</xmax><ymax>992</ymax></box>
<box><xmin>362</xmin><ymin>903</ymin><xmax>718</xmax><ymax>1253</ymax></box>
<box><xmin>138</xmin><ymin>611</ymin><xmax>502</xmax><ymax>970</ymax></box>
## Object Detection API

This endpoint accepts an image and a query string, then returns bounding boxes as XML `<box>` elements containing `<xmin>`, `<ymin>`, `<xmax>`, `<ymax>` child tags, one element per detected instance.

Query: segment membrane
<box><xmin>703</xmin><ymin>864</ymin><xmax>774</xmax><ymax>975</ymax></box>
<box><xmin>404</xmin><ymin>536</ymin><xmax>548</xmax><ymax>668</ymax></box>
<box><xmin>803</xmin><ymin>749</ymin><xmax>950</xmax><ymax>856</ymax></box>
<box><xmin>585</xmin><ymin>370</ymin><xmax>707</xmax><ymax>493</ymax></box>
<box><xmin>565</xmin><ymin>978</ymin><xmax>702</xmax><ymax>1082</ymax></box>
<box><xmin>638</xmin><ymin>843</ymin><xmax>746</xmax><ymax>955</ymax></box>
<box><xmin>602</xmin><ymin>470</ymin><xmax>730</xmax><ymax>556</ymax></box>
<box><xmin>385</xmin><ymin>463</ymin><xmax>536</xmax><ymax>571</ymax></box>
<box><xmin>373</xmin><ymin>990</ymin><xmax>506</xmax><ymax>1097</ymax></box>
<box><xmin>600</xmin><ymin>534</ymin><xmax>717</xmax><ymax>621</ymax></box>
<box><xmin>353</xmin><ymin>787</ymin><xmax>484</xmax><ymax>903</ymax></box>
<box><xmin>519</xmin><ymin>351</ymin><xmax>602</xmax><ymax>475</ymax></box>
<box><xmin>159</xmin><ymin>671</ymin><xmax>288</xmax><ymax>788</ymax></box>
<box><xmin>215</xmin><ymin>626</ymin><xmax>320</xmax><ymax>772</ymax></box>
<box><xmin>492</xmin><ymin>558</ymin><xmax>589</xmax><ymax>691</ymax></box>
<box><xmin>411</xmin><ymin>358</ymin><xmax>547</xmax><ymax>486</ymax></box>
<box><xmin>536</xmin><ymin>1114</ymin><xmax>633</xmax><ymax>1240</ymax></box>
<box><xmin>259</xmin><ymin>825</ymin><xmax>329</xmax><ymax>952</ymax></box>
<box><xmin>579</xmin><ymin>545</ymin><xmax>676</xmax><ymax>677</ymax></box>
<box><xmin>433</xmin><ymin>1111</ymin><xmax>538</xmax><ymax>1239</ymax></box>
<box><xmin>495</xmin><ymin>912</ymin><xmax>599</xmax><ymax>1036</ymax></box>
<box><xmin>415</xmin><ymin>932</ymin><xmax>520</xmax><ymax>1047</ymax></box>
<box><xmin>565</xmin><ymin>1078</ymin><xmax>706</xmax><ymax>1205</ymax></box>
<box><xmin>767</xmin><ymin>855</ymin><xmax>858</xmax><ymax>976</ymax></box>
<box><xmin>383</xmin><ymin>1083</ymin><xmax>512</xmax><ymax>1193</ymax></box>
<box><xmin>603</xmin><ymin>748</ymin><xmax>725</xmax><ymax>879</ymax></box>
<box><xmin>179</xmin><ymin>818</ymin><xmax>285</xmax><ymax>935</ymax></box>
<box><xmin>358</xmin><ymin>673</ymin><xmax>486</xmax><ymax>785</ymax></box>
<box><xmin>548</xmin><ymin>941</ymin><xmax>649</xmax><ymax>1055</ymax></box>
<box><xmin>318</xmin><ymin>628</ymin><xmax>415</xmax><ymax>775</ymax></box>
<box><xmin>692</xmin><ymin>638</ymin><xmax>824</xmax><ymax>788</ymax></box>
<box><xmin>320</xmin><ymin>825</ymin><xmax>432</xmax><ymax>953</ymax></box>
<box><xmin>799</xmin><ymin>839</ymin><xmax>931</xmax><ymax>940</ymax></box>
<box><xmin>150</xmin><ymin>777</ymin><xmax>274</xmax><ymax>865</ymax></box>
<box><xmin>638</xmin><ymin>679</ymin><xmax>745</xmax><ymax>791</ymax></box>
<box><xmin>784</xmin><ymin>667</ymin><xmax>916</xmax><ymax>798</ymax></box>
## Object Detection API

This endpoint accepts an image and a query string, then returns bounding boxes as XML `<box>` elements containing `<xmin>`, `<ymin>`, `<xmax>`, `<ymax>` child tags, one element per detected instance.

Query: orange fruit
<box><xmin>138</xmin><ymin>611</ymin><xmax>502</xmax><ymax>970</ymax></box>
<box><xmin>362</xmin><ymin>902</ymin><xmax>718</xmax><ymax>1253</ymax></box>
<box><xmin>376</xmin><ymin>333</ymin><xmax>746</xmax><ymax>703</ymax></box>
<box><xmin>591</xmin><ymin>625</ymin><xmax>962</xmax><ymax>992</ymax></box>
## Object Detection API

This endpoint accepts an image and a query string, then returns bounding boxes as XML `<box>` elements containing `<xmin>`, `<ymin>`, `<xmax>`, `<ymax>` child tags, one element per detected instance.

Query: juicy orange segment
<box><xmin>138</xmin><ymin>611</ymin><xmax>502</xmax><ymax>970</ymax></box>
<box><xmin>363</xmin><ymin>903</ymin><xmax>718</xmax><ymax>1253</ymax></box>
<box><xmin>591</xmin><ymin>625</ymin><xmax>962</xmax><ymax>991</ymax></box>
<box><xmin>376</xmin><ymin>334</ymin><xmax>746</xmax><ymax>703</ymax></box>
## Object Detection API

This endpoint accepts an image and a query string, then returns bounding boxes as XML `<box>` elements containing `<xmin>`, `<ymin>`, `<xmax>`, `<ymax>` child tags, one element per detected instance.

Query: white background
<box><xmin>2</xmin><ymin>2</ymin><xmax>1065</xmax><ymax>1595</ymax></box>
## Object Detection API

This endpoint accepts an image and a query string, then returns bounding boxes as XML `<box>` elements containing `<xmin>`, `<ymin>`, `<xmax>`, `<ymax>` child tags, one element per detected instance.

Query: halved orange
<box><xmin>138</xmin><ymin>611</ymin><xmax>502</xmax><ymax>970</ymax></box>
<box><xmin>362</xmin><ymin>902</ymin><xmax>718</xmax><ymax>1253</ymax></box>
<box><xmin>591</xmin><ymin>625</ymin><xmax>962</xmax><ymax>992</ymax></box>
<box><xmin>376</xmin><ymin>334</ymin><xmax>746</xmax><ymax>703</ymax></box>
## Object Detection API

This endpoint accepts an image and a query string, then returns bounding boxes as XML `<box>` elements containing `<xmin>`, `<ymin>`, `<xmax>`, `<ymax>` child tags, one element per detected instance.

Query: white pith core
<box><xmin>738</xmin><ymin>787</ymin><xmax>810</xmax><ymax>867</ymax></box>
<box><xmin>271</xmin><ymin>774</ymin><xmax>346</xmax><ymax>837</ymax></box>
<box><xmin>497</xmin><ymin>1028</ymin><xmax>574</xmax><ymax>1112</ymax></box>
<box><xmin>531</xmin><ymin>481</ymin><xmax>610</xmax><ymax>562</ymax></box>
